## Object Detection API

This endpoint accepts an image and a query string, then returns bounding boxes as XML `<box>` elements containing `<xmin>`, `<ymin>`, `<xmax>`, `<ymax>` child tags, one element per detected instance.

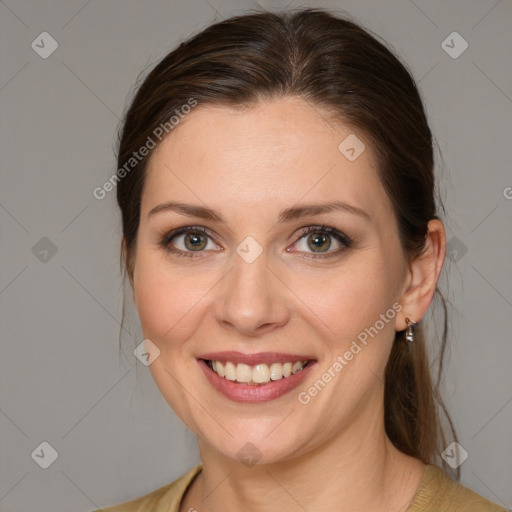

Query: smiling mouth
<box><xmin>203</xmin><ymin>359</ymin><xmax>315</xmax><ymax>385</ymax></box>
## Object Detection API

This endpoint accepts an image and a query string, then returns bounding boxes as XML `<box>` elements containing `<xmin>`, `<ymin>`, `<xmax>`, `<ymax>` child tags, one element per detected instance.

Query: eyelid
<box><xmin>294</xmin><ymin>225</ymin><xmax>352</xmax><ymax>246</ymax></box>
<box><xmin>160</xmin><ymin>225</ymin><xmax>216</xmax><ymax>246</ymax></box>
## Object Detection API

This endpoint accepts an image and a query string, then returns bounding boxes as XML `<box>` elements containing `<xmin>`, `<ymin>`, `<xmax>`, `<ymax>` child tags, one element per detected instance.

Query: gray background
<box><xmin>1</xmin><ymin>0</ymin><xmax>511</xmax><ymax>510</ymax></box>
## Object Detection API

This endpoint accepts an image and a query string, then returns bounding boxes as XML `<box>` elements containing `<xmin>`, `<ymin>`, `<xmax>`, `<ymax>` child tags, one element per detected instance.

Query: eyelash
<box><xmin>159</xmin><ymin>225</ymin><xmax>353</xmax><ymax>260</ymax></box>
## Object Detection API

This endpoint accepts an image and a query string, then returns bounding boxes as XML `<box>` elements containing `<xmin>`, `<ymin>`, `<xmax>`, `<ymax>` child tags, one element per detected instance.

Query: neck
<box><xmin>185</xmin><ymin>408</ymin><xmax>426</xmax><ymax>512</ymax></box>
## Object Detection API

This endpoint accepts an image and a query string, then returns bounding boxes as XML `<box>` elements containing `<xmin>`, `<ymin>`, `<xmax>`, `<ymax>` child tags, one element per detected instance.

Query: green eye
<box><xmin>291</xmin><ymin>225</ymin><xmax>352</xmax><ymax>259</ymax></box>
<box><xmin>161</xmin><ymin>226</ymin><xmax>219</xmax><ymax>258</ymax></box>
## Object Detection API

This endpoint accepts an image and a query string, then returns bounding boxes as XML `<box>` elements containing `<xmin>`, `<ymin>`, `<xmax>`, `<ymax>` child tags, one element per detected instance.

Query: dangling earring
<box><xmin>405</xmin><ymin>317</ymin><xmax>417</xmax><ymax>343</ymax></box>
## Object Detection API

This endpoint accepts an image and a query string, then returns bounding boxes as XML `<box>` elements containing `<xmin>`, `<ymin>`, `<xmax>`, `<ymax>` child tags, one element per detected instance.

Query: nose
<box><xmin>214</xmin><ymin>248</ymin><xmax>291</xmax><ymax>337</ymax></box>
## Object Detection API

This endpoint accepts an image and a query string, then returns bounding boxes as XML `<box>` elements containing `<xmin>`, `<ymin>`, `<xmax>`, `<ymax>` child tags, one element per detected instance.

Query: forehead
<box><xmin>142</xmin><ymin>97</ymin><xmax>392</xmax><ymax>223</ymax></box>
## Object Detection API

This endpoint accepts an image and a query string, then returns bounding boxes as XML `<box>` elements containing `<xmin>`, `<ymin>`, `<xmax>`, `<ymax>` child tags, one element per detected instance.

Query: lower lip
<box><xmin>197</xmin><ymin>359</ymin><xmax>316</xmax><ymax>403</ymax></box>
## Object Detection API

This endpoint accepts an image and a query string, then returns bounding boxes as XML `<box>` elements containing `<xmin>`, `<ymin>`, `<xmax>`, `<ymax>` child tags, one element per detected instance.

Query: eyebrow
<box><xmin>148</xmin><ymin>200</ymin><xmax>371</xmax><ymax>223</ymax></box>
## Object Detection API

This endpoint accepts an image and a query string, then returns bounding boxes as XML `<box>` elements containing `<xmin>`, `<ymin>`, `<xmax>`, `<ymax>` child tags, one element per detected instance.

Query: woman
<box><xmin>95</xmin><ymin>8</ymin><xmax>506</xmax><ymax>512</ymax></box>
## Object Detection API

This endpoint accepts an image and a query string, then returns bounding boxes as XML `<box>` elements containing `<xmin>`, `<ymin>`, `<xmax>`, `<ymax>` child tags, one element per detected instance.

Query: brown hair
<box><xmin>116</xmin><ymin>7</ymin><xmax>458</xmax><ymax>477</ymax></box>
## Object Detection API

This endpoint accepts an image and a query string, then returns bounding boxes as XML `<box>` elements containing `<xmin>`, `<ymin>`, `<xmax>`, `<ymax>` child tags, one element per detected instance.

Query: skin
<box><xmin>127</xmin><ymin>96</ymin><xmax>446</xmax><ymax>512</ymax></box>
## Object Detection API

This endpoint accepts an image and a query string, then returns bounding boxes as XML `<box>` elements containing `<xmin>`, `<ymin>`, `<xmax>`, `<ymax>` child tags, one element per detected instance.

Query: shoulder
<box><xmin>92</xmin><ymin>464</ymin><xmax>202</xmax><ymax>512</ymax></box>
<box><xmin>408</xmin><ymin>464</ymin><xmax>508</xmax><ymax>512</ymax></box>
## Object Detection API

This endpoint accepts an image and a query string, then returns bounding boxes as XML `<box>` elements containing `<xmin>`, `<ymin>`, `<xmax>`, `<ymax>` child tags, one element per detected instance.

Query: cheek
<box><xmin>289</xmin><ymin>259</ymin><xmax>400</xmax><ymax>345</ymax></box>
<box><xmin>133</xmin><ymin>251</ymin><xmax>213</xmax><ymax>346</ymax></box>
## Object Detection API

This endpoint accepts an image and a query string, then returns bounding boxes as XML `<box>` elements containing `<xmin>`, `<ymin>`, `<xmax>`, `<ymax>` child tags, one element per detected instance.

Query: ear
<box><xmin>395</xmin><ymin>219</ymin><xmax>446</xmax><ymax>331</ymax></box>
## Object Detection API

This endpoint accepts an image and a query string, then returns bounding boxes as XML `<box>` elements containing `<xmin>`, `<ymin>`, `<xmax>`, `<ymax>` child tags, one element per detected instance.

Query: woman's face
<box><xmin>132</xmin><ymin>96</ymin><xmax>411</xmax><ymax>465</ymax></box>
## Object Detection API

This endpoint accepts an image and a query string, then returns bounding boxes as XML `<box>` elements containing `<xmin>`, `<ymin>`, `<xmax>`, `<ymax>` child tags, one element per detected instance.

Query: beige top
<box><xmin>94</xmin><ymin>463</ymin><xmax>507</xmax><ymax>511</ymax></box>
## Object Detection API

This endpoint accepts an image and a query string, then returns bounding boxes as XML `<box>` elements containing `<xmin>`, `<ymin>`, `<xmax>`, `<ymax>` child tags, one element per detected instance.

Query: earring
<box><xmin>405</xmin><ymin>317</ymin><xmax>417</xmax><ymax>343</ymax></box>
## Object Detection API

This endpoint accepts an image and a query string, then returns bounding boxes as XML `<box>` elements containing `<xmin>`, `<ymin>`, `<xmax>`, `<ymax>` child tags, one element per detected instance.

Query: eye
<box><xmin>160</xmin><ymin>226</ymin><xmax>220</xmax><ymax>258</ymax></box>
<box><xmin>159</xmin><ymin>224</ymin><xmax>353</xmax><ymax>260</ymax></box>
<box><xmin>289</xmin><ymin>225</ymin><xmax>353</xmax><ymax>259</ymax></box>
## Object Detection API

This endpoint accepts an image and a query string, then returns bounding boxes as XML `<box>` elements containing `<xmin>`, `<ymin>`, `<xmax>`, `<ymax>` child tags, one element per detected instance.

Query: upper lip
<box><xmin>198</xmin><ymin>351</ymin><xmax>316</xmax><ymax>365</ymax></box>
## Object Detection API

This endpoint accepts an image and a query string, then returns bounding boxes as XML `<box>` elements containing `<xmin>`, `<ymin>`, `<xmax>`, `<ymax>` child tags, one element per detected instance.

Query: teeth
<box><xmin>291</xmin><ymin>361</ymin><xmax>303</xmax><ymax>374</ymax></box>
<box><xmin>225</xmin><ymin>361</ymin><xmax>236</xmax><ymax>381</ymax></box>
<box><xmin>269</xmin><ymin>363</ymin><xmax>282</xmax><ymax>380</ymax></box>
<box><xmin>253</xmin><ymin>364</ymin><xmax>270</xmax><ymax>383</ymax></box>
<box><xmin>236</xmin><ymin>363</ymin><xmax>252</xmax><ymax>383</ymax></box>
<box><xmin>208</xmin><ymin>359</ymin><xmax>310</xmax><ymax>385</ymax></box>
